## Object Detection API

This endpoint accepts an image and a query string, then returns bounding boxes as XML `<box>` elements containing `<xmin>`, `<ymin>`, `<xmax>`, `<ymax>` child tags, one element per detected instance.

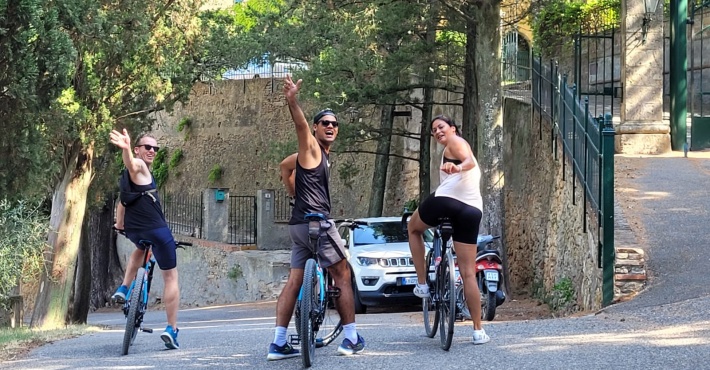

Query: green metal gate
<box><xmin>689</xmin><ymin>2</ymin><xmax>710</xmax><ymax>149</ymax></box>
<box><xmin>571</xmin><ymin>7</ymin><xmax>620</xmax><ymax>119</ymax></box>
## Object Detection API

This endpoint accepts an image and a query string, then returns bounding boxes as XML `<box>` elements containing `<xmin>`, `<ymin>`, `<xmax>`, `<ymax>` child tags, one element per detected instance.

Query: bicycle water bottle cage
<box><xmin>439</xmin><ymin>220</ymin><xmax>453</xmax><ymax>241</ymax></box>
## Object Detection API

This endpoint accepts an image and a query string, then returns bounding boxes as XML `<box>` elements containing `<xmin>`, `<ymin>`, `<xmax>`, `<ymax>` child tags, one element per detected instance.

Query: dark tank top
<box><xmin>124</xmin><ymin>174</ymin><xmax>168</xmax><ymax>231</ymax></box>
<box><xmin>289</xmin><ymin>147</ymin><xmax>331</xmax><ymax>225</ymax></box>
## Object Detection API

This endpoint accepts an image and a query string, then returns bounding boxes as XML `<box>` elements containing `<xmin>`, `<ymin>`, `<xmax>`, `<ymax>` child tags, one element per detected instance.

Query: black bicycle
<box><xmin>402</xmin><ymin>211</ymin><xmax>457</xmax><ymax>351</ymax></box>
<box><xmin>115</xmin><ymin>229</ymin><xmax>191</xmax><ymax>355</ymax></box>
<box><xmin>290</xmin><ymin>213</ymin><xmax>343</xmax><ymax>367</ymax></box>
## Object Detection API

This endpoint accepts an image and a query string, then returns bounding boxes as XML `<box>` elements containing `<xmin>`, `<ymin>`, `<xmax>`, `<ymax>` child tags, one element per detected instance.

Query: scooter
<box><xmin>455</xmin><ymin>235</ymin><xmax>506</xmax><ymax>321</ymax></box>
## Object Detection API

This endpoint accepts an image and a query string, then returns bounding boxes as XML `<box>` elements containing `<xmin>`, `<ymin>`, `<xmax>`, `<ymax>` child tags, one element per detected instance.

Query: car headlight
<box><xmin>357</xmin><ymin>257</ymin><xmax>379</xmax><ymax>266</ymax></box>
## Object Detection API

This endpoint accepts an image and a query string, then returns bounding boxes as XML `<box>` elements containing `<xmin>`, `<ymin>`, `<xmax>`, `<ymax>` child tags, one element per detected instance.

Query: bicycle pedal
<box><xmin>328</xmin><ymin>286</ymin><xmax>341</xmax><ymax>298</ymax></box>
<box><xmin>140</xmin><ymin>327</ymin><xmax>153</xmax><ymax>333</ymax></box>
<box><xmin>289</xmin><ymin>334</ymin><xmax>300</xmax><ymax>345</ymax></box>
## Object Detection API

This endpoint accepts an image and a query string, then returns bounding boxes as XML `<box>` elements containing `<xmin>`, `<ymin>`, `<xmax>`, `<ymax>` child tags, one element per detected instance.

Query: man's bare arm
<box><xmin>282</xmin><ymin>76</ymin><xmax>319</xmax><ymax>169</ymax></box>
<box><xmin>280</xmin><ymin>153</ymin><xmax>297</xmax><ymax>197</ymax></box>
<box><xmin>115</xmin><ymin>201</ymin><xmax>125</xmax><ymax>230</ymax></box>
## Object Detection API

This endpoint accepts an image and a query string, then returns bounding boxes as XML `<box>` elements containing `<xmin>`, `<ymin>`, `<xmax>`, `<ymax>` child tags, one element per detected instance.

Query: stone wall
<box><xmin>503</xmin><ymin>98</ymin><xmax>603</xmax><ymax>312</ymax></box>
<box><xmin>116</xmin><ymin>235</ymin><xmax>291</xmax><ymax>306</ymax></box>
<box><xmin>150</xmin><ymin>79</ymin><xmax>420</xmax><ymax>219</ymax></box>
<box><xmin>149</xmin><ymin>78</ymin><xmax>505</xmax><ymax>228</ymax></box>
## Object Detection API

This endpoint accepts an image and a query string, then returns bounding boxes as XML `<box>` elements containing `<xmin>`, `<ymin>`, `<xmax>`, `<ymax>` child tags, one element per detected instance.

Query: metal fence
<box><xmin>273</xmin><ymin>189</ymin><xmax>292</xmax><ymax>223</ymax></box>
<box><xmin>532</xmin><ymin>53</ymin><xmax>615</xmax><ymax>306</ymax></box>
<box><xmin>198</xmin><ymin>61</ymin><xmax>307</xmax><ymax>81</ymax></box>
<box><xmin>162</xmin><ymin>191</ymin><xmax>203</xmax><ymax>238</ymax></box>
<box><xmin>229</xmin><ymin>195</ymin><xmax>257</xmax><ymax>245</ymax></box>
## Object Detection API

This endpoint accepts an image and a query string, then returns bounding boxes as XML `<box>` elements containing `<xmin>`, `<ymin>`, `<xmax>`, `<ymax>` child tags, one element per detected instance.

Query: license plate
<box><xmin>485</xmin><ymin>271</ymin><xmax>499</xmax><ymax>282</ymax></box>
<box><xmin>399</xmin><ymin>277</ymin><xmax>418</xmax><ymax>286</ymax></box>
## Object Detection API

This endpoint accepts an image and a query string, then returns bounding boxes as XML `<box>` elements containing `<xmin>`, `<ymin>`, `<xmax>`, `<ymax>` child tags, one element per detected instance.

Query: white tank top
<box><xmin>434</xmin><ymin>150</ymin><xmax>483</xmax><ymax>211</ymax></box>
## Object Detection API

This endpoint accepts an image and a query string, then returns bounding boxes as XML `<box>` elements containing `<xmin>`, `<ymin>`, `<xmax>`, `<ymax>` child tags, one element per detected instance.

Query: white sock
<box><xmin>343</xmin><ymin>323</ymin><xmax>358</xmax><ymax>344</ymax></box>
<box><xmin>273</xmin><ymin>326</ymin><xmax>287</xmax><ymax>346</ymax></box>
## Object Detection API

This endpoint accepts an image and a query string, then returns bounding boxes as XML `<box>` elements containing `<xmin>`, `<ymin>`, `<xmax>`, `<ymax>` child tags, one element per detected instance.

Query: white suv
<box><xmin>337</xmin><ymin>217</ymin><xmax>433</xmax><ymax>313</ymax></box>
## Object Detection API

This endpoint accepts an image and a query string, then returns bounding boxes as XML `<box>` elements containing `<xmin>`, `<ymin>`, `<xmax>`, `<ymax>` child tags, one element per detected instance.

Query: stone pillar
<box><xmin>203</xmin><ymin>188</ymin><xmax>230</xmax><ymax>243</ymax></box>
<box><xmin>256</xmin><ymin>189</ymin><xmax>291</xmax><ymax>250</ymax></box>
<box><xmin>617</xmin><ymin>0</ymin><xmax>671</xmax><ymax>154</ymax></box>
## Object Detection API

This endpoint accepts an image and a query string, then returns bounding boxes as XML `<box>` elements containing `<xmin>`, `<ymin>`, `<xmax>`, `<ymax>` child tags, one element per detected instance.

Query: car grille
<box><xmin>383</xmin><ymin>257</ymin><xmax>414</xmax><ymax>267</ymax></box>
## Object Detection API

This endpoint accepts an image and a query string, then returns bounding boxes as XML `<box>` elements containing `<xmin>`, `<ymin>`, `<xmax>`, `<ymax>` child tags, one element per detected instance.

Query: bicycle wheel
<box><xmin>300</xmin><ymin>259</ymin><xmax>317</xmax><ymax>368</ymax></box>
<box><xmin>423</xmin><ymin>248</ymin><xmax>439</xmax><ymax>338</ymax></box>
<box><xmin>122</xmin><ymin>268</ymin><xmax>145</xmax><ymax>355</ymax></box>
<box><xmin>438</xmin><ymin>251</ymin><xmax>456</xmax><ymax>351</ymax></box>
<box><xmin>316</xmin><ymin>270</ymin><xmax>342</xmax><ymax>347</ymax></box>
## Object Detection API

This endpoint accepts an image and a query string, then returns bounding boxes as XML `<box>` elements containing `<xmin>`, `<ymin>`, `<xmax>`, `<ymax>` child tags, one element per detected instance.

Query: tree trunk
<box><xmin>471</xmin><ymin>1</ymin><xmax>507</xmax><ymax>292</ymax></box>
<box><xmin>69</xmin><ymin>204</ymin><xmax>93</xmax><ymax>324</ymax></box>
<box><xmin>89</xmin><ymin>195</ymin><xmax>123</xmax><ymax>311</ymax></box>
<box><xmin>462</xmin><ymin>6</ymin><xmax>479</xmax><ymax>158</ymax></box>
<box><xmin>419</xmin><ymin>87</ymin><xmax>433</xmax><ymax>203</ymax></box>
<box><xmin>30</xmin><ymin>141</ymin><xmax>94</xmax><ymax>329</ymax></box>
<box><xmin>368</xmin><ymin>104</ymin><xmax>395</xmax><ymax>217</ymax></box>
<box><xmin>418</xmin><ymin>0</ymin><xmax>438</xmax><ymax>203</ymax></box>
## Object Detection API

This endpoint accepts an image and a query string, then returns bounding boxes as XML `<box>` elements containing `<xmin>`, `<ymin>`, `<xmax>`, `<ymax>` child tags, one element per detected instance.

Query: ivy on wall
<box><xmin>531</xmin><ymin>0</ymin><xmax>621</xmax><ymax>55</ymax></box>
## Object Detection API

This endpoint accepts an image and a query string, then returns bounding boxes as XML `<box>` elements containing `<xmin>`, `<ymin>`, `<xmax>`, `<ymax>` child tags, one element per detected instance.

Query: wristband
<box><xmin>456</xmin><ymin>164</ymin><xmax>463</xmax><ymax>172</ymax></box>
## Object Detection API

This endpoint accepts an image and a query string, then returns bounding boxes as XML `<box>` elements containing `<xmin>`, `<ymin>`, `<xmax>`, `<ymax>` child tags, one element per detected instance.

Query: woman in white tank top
<box><xmin>406</xmin><ymin>114</ymin><xmax>490</xmax><ymax>345</ymax></box>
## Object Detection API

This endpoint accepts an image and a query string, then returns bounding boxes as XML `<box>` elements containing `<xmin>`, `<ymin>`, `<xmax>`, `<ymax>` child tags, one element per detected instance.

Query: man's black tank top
<box><xmin>289</xmin><ymin>147</ymin><xmax>331</xmax><ymax>225</ymax></box>
<box><xmin>124</xmin><ymin>174</ymin><xmax>168</xmax><ymax>231</ymax></box>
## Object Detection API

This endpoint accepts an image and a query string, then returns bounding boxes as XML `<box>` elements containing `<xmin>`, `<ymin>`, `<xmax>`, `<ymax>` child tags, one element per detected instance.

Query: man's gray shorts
<box><xmin>289</xmin><ymin>222</ymin><xmax>347</xmax><ymax>269</ymax></box>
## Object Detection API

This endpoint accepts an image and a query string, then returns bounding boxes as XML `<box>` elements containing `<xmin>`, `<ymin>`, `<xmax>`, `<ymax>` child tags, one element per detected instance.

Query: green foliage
<box><xmin>550</xmin><ymin>277</ymin><xmax>575</xmax><ymax>311</ymax></box>
<box><xmin>336</xmin><ymin>156</ymin><xmax>360</xmax><ymax>189</ymax></box>
<box><xmin>404</xmin><ymin>198</ymin><xmax>418</xmax><ymax>212</ymax></box>
<box><xmin>0</xmin><ymin>200</ymin><xmax>47</xmax><ymax>310</ymax></box>
<box><xmin>228</xmin><ymin>264</ymin><xmax>243</xmax><ymax>281</ymax></box>
<box><xmin>532</xmin><ymin>0</ymin><xmax>621</xmax><ymax>55</ymax></box>
<box><xmin>177</xmin><ymin>117</ymin><xmax>192</xmax><ymax>132</ymax></box>
<box><xmin>208</xmin><ymin>164</ymin><xmax>223</xmax><ymax>185</ymax></box>
<box><xmin>152</xmin><ymin>148</ymin><xmax>169</xmax><ymax>189</ymax></box>
<box><xmin>0</xmin><ymin>0</ymin><xmax>75</xmax><ymax>201</ymax></box>
<box><xmin>0</xmin><ymin>325</ymin><xmax>93</xmax><ymax>350</ymax></box>
<box><xmin>169</xmin><ymin>149</ymin><xmax>184</xmax><ymax>170</ymax></box>
<box><xmin>178</xmin><ymin>117</ymin><xmax>192</xmax><ymax>140</ymax></box>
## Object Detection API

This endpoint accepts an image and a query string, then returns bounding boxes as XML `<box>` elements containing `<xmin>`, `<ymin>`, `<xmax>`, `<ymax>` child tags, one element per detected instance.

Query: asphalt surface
<box><xmin>4</xmin><ymin>152</ymin><xmax>710</xmax><ymax>369</ymax></box>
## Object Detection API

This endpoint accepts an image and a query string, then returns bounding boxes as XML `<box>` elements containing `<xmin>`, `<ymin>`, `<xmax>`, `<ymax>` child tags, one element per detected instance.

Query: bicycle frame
<box><xmin>401</xmin><ymin>211</ymin><xmax>456</xmax><ymax>350</ymax></box>
<box><xmin>294</xmin><ymin>213</ymin><xmax>343</xmax><ymax>368</ymax></box>
<box><xmin>123</xmin><ymin>247</ymin><xmax>154</xmax><ymax>316</ymax></box>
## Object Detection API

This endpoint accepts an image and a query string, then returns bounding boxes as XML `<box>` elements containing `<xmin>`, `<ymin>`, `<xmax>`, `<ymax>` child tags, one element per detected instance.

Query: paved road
<box><xmin>3</xmin><ymin>296</ymin><xmax>710</xmax><ymax>370</ymax></box>
<box><xmin>5</xmin><ymin>152</ymin><xmax>710</xmax><ymax>369</ymax></box>
<box><xmin>608</xmin><ymin>153</ymin><xmax>710</xmax><ymax>310</ymax></box>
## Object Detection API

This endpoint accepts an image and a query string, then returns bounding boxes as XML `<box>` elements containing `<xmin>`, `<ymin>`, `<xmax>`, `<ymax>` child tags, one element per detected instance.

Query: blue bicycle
<box><xmin>116</xmin><ymin>229</ymin><xmax>191</xmax><ymax>355</ymax></box>
<box><xmin>291</xmin><ymin>213</ymin><xmax>343</xmax><ymax>368</ymax></box>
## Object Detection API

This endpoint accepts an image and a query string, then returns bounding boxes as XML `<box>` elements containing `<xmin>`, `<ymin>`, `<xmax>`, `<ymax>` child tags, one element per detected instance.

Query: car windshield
<box><xmin>352</xmin><ymin>222</ymin><xmax>433</xmax><ymax>246</ymax></box>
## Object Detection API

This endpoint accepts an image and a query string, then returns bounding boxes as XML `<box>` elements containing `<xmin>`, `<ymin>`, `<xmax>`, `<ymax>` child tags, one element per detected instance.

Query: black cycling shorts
<box><xmin>418</xmin><ymin>194</ymin><xmax>482</xmax><ymax>244</ymax></box>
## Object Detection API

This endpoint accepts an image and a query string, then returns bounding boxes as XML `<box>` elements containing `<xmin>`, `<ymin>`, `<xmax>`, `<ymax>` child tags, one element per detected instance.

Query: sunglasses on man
<box><xmin>138</xmin><ymin>144</ymin><xmax>160</xmax><ymax>152</ymax></box>
<box><xmin>318</xmin><ymin>120</ymin><xmax>339</xmax><ymax>128</ymax></box>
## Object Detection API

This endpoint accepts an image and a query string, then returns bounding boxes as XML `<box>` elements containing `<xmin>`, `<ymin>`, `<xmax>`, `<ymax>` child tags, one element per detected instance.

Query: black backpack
<box><xmin>119</xmin><ymin>169</ymin><xmax>157</xmax><ymax>207</ymax></box>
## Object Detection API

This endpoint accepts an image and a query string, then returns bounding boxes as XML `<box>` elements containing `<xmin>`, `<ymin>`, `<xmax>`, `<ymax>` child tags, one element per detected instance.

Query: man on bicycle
<box><xmin>267</xmin><ymin>76</ymin><xmax>365</xmax><ymax>360</ymax></box>
<box><xmin>110</xmin><ymin>129</ymin><xmax>182</xmax><ymax>350</ymax></box>
<box><xmin>406</xmin><ymin>114</ymin><xmax>490</xmax><ymax>345</ymax></box>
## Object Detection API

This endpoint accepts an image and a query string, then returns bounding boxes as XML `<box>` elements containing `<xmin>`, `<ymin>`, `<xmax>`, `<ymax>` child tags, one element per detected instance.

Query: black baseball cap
<box><xmin>313</xmin><ymin>109</ymin><xmax>337</xmax><ymax>124</ymax></box>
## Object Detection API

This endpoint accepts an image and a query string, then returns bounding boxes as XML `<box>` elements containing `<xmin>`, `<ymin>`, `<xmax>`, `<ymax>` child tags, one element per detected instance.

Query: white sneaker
<box><xmin>413</xmin><ymin>284</ymin><xmax>430</xmax><ymax>298</ymax></box>
<box><xmin>473</xmin><ymin>329</ymin><xmax>490</xmax><ymax>345</ymax></box>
